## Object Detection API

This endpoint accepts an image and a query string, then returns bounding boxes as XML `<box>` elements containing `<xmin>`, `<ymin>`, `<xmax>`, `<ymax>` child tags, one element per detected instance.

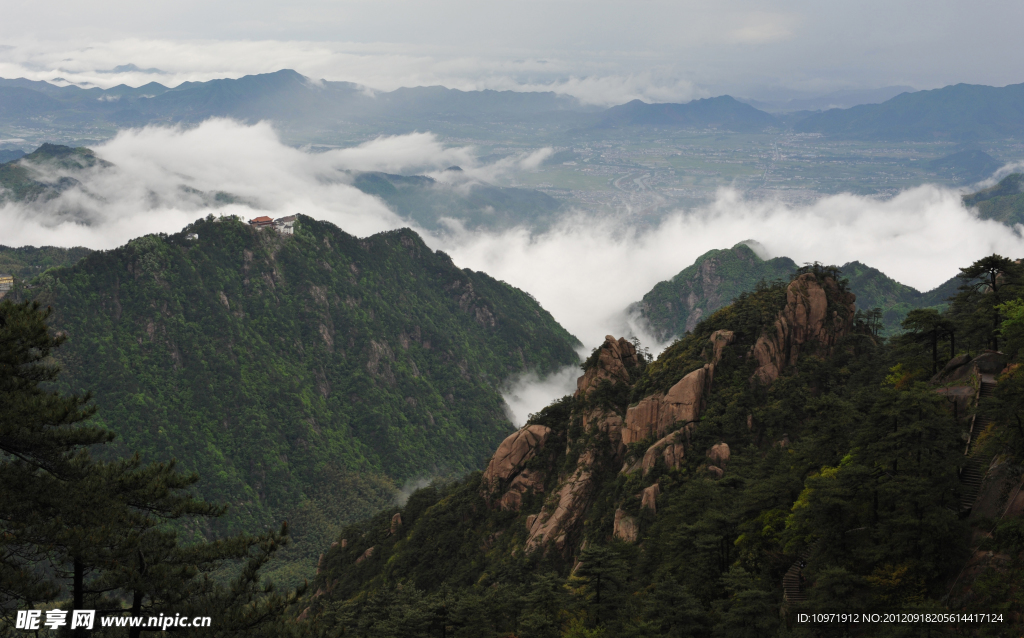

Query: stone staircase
<box><xmin>959</xmin><ymin>378</ymin><xmax>998</xmax><ymax>514</ymax></box>
<box><xmin>782</xmin><ymin>541</ymin><xmax>820</xmax><ymax>604</ymax></box>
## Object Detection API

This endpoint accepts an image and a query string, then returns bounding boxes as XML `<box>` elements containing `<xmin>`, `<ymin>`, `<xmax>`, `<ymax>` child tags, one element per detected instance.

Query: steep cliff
<box><xmin>523</xmin><ymin>336</ymin><xmax>640</xmax><ymax>553</ymax></box>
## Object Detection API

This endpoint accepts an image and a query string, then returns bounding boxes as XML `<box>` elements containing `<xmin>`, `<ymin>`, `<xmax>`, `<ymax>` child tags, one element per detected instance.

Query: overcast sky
<box><xmin>1</xmin><ymin>0</ymin><xmax>1022</xmax><ymax>104</ymax></box>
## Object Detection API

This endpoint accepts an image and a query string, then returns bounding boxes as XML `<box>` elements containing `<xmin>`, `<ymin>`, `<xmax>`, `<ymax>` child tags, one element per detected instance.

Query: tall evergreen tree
<box><xmin>0</xmin><ymin>300</ymin><xmax>303</xmax><ymax>636</ymax></box>
<box><xmin>953</xmin><ymin>254</ymin><xmax>1022</xmax><ymax>351</ymax></box>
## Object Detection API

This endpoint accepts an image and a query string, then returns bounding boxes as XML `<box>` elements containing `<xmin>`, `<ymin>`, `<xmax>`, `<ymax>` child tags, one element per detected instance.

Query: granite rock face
<box><xmin>752</xmin><ymin>274</ymin><xmax>856</xmax><ymax>384</ymax></box>
<box><xmin>623</xmin><ymin>330</ymin><xmax>734</xmax><ymax>446</ymax></box>
<box><xmin>481</xmin><ymin>423</ymin><xmax>553</xmax><ymax>508</ymax></box>
<box><xmin>641</xmin><ymin>484</ymin><xmax>660</xmax><ymax>514</ymax></box>
<box><xmin>707</xmin><ymin>442</ymin><xmax>730</xmax><ymax>469</ymax></box>
<box><xmin>613</xmin><ymin>508</ymin><xmax>640</xmax><ymax>543</ymax></box>
<box><xmin>640</xmin><ymin>429</ymin><xmax>690</xmax><ymax>475</ymax></box>
<box><xmin>526</xmin><ymin>336</ymin><xmax>639</xmax><ymax>554</ymax></box>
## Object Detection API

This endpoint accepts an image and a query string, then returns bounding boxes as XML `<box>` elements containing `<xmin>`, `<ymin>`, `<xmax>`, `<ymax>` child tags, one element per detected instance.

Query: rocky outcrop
<box><xmin>641</xmin><ymin>484</ymin><xmax>660</xmax><ymax>514</ymax></box>
<box><xmin>622</xmin><ymin>330</ymin><xmax>734</xmax><ymax>446</ymax></box>
<box><xmin>613</xmin><ymin>508</ymin><xmax>640</xmax><ymax>543</ymax></box>
<box><xmin>933</xmin><ymin>352</ymin><xmax>1008</xmax><ymax>385</ymax></box>
<box><xmin>526</xmin><ymin>336</ymin><xmax>638</xmax><ymax>554</ymax></box>
<box><xmin>752</xmin><ymin>274</ymin><xmax>856</xmax><ymax>384</ymax></box>
<box><xmin>355</xmin><ymin>546</ymin><xmax>375</xmax><ymax>564</ymax></box>
<box><xmin>639</xmin><ymin>429</ymin><xmax>689</xmax><ymax>475</ymax></box>
<box><xmin>481</xmin><ymin>423</ymin><xmax>553</xmax><ymax>505</ymax></box>
<box><xmin>390</xmin><ymin>512</ymin><xmax>402</xmax><ymax>535</ymax></box>
<box><xmin>623</xmin><ymin>367</ymin><xmax>707</xmax><ymax>445</ymax></box>
<box><xmin>707</xmin><ymin>442</ymin><xmax>730</xmax><ymax>469</ymax></box>
<box><xmin>577</xmin><ymin>336</ymin><xmax>639</xmax><ymax>398</ymax></box>
<box><xmin>527</xmin><ymin>449</ymin><xmax>599</xmax><ymax>553</ymax></box>
<box><xmin>707</xmin><ymin>466</ymin><xmax>724</xmax><ymax>479</ymax></box>
<box><xmin>499</xmin><ymin>468</ymin><xmax>546</xmax><ymax>512</ymax></box>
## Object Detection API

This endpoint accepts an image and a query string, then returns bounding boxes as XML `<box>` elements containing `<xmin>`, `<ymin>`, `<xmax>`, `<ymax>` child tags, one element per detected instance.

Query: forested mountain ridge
<box><xmin>0</xmin><ymin>69</ymin><xmax>593</xmax><ymax>130</ymax></box>
<box><xmin>14</xmin><ymin>214</ymin><xmax>580</xmax><ymax>585</ymax></box>
<box><xmin>303</xmin><ymin>259</ymin><xmax>1024</xmax><ymax>636</ymax></box>
<box><xmin>633</xmin><ymin>243</ymin><xmax>957</xmax><ymax>342</ymax></box>
<box><xmin>0</xmin><ymin>244</ymin><xmax>91</xmax><ymax>280</ymax></box>
<box><xmin>963</xmin><ymin>172</ymin><xmax>1024</xmax><ymax>226</ymax></box>
<box><xmin>631</xmin><ymin>243</ymin><xmax>796</xmax><ymax>341</ymax></box>
<box><xmin>0</xmin><ymin>143</ymin><xmax>110</xmax><ymax>203</ymax></box>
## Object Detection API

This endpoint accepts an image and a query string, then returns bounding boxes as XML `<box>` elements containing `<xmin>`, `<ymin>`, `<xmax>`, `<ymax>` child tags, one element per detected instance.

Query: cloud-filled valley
<box><xmin>4</xmin><ymin>119</ymin><xmax>1023</xmax><ymax>423</ymax></box>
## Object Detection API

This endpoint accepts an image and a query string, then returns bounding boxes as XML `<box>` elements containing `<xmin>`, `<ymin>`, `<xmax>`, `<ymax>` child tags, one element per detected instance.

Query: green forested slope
<box><xmin>19</xmin><ymin>214</ymin><xmax>580</xmax><ymax>584</ymax></box>
<box><xmin>963</xmin><ymin>173</ymin><xmax>1024</xmax><ymax>226</ymax></box>
<box><xmin>0</xmin><ymin>244</ymin><xmax>91</xmax><ymax>279</ymax></box>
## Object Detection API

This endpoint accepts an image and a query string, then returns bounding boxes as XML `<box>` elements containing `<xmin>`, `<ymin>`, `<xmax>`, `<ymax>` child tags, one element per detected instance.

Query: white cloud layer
<box><xmin>3</xmin><ymin>120</ymin><xmax>1023</xmax><ymax>424</ymax></box>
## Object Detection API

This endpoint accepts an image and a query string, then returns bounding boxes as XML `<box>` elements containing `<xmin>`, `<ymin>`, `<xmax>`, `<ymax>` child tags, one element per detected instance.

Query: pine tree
<box><xmin>953</xmin><ymin>255</ymin><xmax>1022</xmax><ymax>351</ymax></box>
<box><xmin>0</xmin><ymin>300</ymin><xmax>303</xmax><ymax>636</ymax></box>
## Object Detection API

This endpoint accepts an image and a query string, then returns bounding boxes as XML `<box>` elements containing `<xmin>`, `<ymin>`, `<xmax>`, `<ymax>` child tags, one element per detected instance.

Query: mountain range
<box><xmin>794</xmin><ymin>81</ymin><xmax>1024</xmax><ymax>141</ymax></box>
<box><xmin>302</xmin><ymin>255</ymin><xmax>1018</xmax><ymax>635</ymax></box>
<box><xmin>4</xmin><ymin>70</ymin><xmax>1024</xmax><ymax>140</ymax></box>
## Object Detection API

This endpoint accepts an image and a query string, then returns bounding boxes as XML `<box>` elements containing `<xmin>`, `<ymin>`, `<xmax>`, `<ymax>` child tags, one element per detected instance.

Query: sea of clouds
<box><xmin>3</xmin><ymin>119</ymin><xmax>1022</xmax><ymax>425</ymax></box>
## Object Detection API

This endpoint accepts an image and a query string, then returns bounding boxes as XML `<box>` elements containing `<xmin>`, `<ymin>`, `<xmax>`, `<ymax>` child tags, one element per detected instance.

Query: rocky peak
<box><xmin>524</xmin><ymin>335</ymin><xmax>640</xmax><ymax>555</ymax></box>
<box><xmin>752</xmin><ymin>273</ymin><xmax>856</xmax><ymax>384</ymax></box>
<box><xmin>577</xmin><ymin>335</ymin><xmax>638</xmax><ymax>399</ymax></box>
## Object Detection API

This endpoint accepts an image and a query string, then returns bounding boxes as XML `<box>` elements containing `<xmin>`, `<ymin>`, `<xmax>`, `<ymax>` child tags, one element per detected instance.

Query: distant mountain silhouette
<box><xmin>593</xmin><ymin>96</ymin><xmax>779</xmax><ymax>132</ymax></box>
<box><xmin>927</xmin><ymin>149</ymin><xmax>1003</xmax><ymax>184</ymax></box>
<box><xmin>795</xmin><ymin>82</ymin><xmax>1024</xmax><ymax>140</ymax></box>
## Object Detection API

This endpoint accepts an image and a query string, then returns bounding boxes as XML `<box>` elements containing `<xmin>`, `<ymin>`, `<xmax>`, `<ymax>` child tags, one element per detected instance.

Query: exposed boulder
<box><xmin>707</xmin><ymin>442</ymin><xmax>730</xmax><ymax>469</ymax></box>
<box><xmin>527</xmin><ymin>450</ymin><xmax>598</xmax><ymax>553</ymax></box>
<box><xmin>624</xmin><ymin>367</ymin><xmax>707</xmax><ymax>445</ymax></box>
<box><xmin>640</xmin><ymin>429</ymin><xmax>689</xmax><ymax>475</ymax></box>
<box><xmin>641</xmin><ymin>484</ymin><xmax>660</xmax><ymax>514</ymax></box>
<box><xmin>613</xmin><ymin>508</ymin><xmax>640</xmax><ymax>543</ymax></box>
<box><xmin>752</xmin><ymin>273</ymin><xmax>856</xmax><ymax>384</ymax></box>
<box><xmin>577</xmin><ymin>335</ymin><xmax>639</xmax><ymax>398</ymax></box>
<box><xmin>390</xmin><ymin>512</ymin><xmax>402</xmax><ymax>535</ymax></box>
<box><xmin>707</xmin><ymin>465</ymin><xmax>724</xmax><ymax>479</ymax></box>
<box><xmin>480</xmin><ymin>423</ymin><xmax>552</xmax><ymax>502</ymax></box>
